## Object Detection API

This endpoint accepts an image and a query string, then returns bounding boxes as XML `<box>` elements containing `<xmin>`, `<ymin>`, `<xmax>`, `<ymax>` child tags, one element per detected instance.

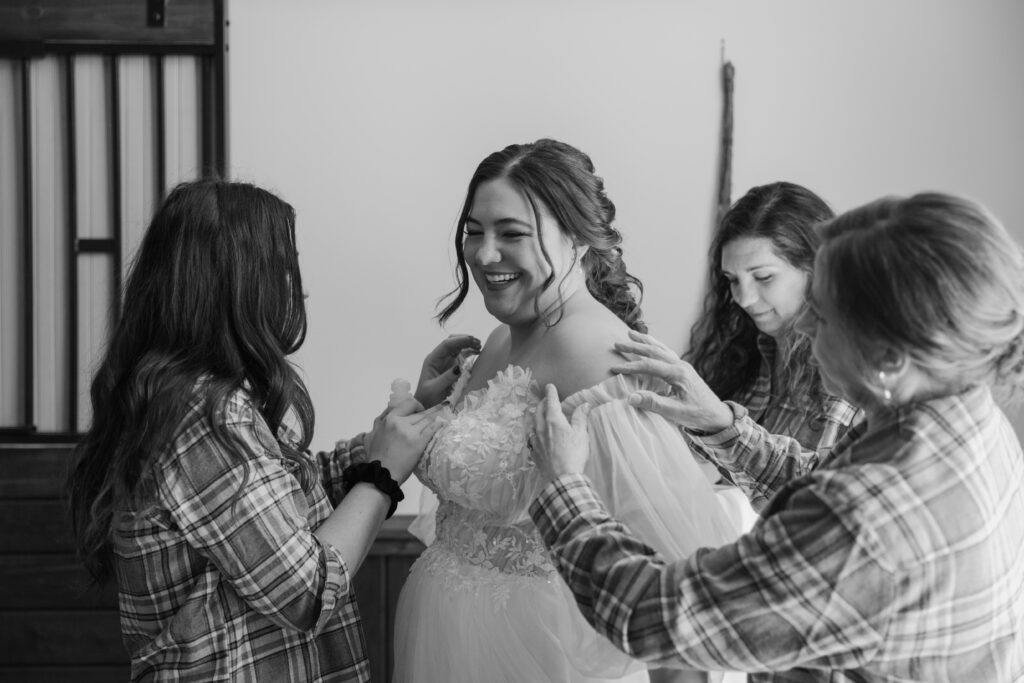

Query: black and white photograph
<box><xmin>1</xmin><ymin>1</ymin><xmax>1022</xmax><ymax>681</ymax></box>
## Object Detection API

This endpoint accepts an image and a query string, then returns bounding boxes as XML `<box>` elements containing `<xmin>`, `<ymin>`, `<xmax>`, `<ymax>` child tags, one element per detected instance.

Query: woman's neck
<box><xmin>506</xmin><ymin>286</ymin><xmax>599</xmax><ymax>364</ymax></box>
<box><xmin>507</xmin><ymin>275</ymin><xmax>589</xmax><ymax>348</ymax></box>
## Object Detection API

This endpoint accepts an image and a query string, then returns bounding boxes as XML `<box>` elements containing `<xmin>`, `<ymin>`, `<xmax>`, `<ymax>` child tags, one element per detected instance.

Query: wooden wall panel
<box><xmin>0</xmin><ymin>0</ymin><xmax>216</xmax><ymax>48</ymax></box>
<box><xmin>0</xmin><ymin>610</ymin><xmax>126</xmax><ymax>664</ymax></box>
<box><xmin>0</xmin><ymin>666</ymin><xmax>130</xmax><ymax>683</ymax></box>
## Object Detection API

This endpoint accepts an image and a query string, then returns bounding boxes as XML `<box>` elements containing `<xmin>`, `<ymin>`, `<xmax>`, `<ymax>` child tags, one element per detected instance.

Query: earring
<box><xmin>879</xmin><ymin>371</ymin><xmax>893</xmax><ymax>404</ymax></box>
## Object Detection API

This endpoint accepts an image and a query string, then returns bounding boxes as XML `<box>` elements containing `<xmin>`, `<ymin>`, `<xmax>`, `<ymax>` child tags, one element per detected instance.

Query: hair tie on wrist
<box><xmin>340</xmin><ymin>460</ymin><xmax>404</xmax><ymax>519</ymax></box>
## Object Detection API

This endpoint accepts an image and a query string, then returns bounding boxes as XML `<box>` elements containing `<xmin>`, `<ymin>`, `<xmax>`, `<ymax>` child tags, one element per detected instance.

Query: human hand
<box><xmin>531</xmin><ymin>384</ymin><xmax>592</xmax><ymax>483</ymax></box>
<box><xmin>414</xmin><ymin>334</ymin><xmax>481</xmax><ymax>408</ymax></box>
<box><xmin>611</xmin><ymin>329</ymin><xmax>733</xmax><ymax>433</ymax></box>
<box><xmin>366</xmin><ymin>398</ymin><xmax>448</xmax><ymax>484</ymax></box>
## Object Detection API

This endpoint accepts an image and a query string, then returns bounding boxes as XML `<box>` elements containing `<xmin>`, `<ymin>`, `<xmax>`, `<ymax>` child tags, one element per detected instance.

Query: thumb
<box><xmin>571</xmin><ymin>403</ymin><xmax>591</xmax><ymax>432</ymax></box>
<box><xmin>626</xmin><ymin>390</ymin><xmax>675</xmax><ymax>417</ymax></box>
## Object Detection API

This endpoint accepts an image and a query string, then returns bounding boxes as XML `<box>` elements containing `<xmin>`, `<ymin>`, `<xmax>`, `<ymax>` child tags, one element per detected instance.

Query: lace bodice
<box><xmin>415</xmin><ymin>363</ymin><xmax>555</xmax><ymax>577</ymax></box>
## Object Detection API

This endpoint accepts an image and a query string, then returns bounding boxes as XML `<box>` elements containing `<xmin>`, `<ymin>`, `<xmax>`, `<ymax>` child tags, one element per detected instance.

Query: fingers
<box><xmin>543</xmin><ymin>383</ymin><xmax>564</xmax><ymax>424</ymax></box>
<box><xmin>627</xmin><ymin>328</ymin><xmax>678</xmax><ymax>351</ymax></box>
<box><xmin>434</xmin><ymin>334</ymin><xmax>482</xmax><ymax>361</ymax></box>
<box><xmin>610</xmin><ymin>357</ymin><xmax>679</xmax><ymax>383</ymax></box>
<box><xmin>408</xmin><ymin>402</ymin><xmax>447</xmax><ymax>425</ymax></box>
<box><xmin>388</xmin><ymin>396</ymin><xmax>424</xmax><ymax>416</ymax></box>
<box><xmin>420</xmin><ymin>418</ymin><xmax>445</xmax><ymax>441</ymax></box>
<box><xmin>570</xmin><ymin>403</ymin><xmax>591</xmax><ymax>432</ymax></box>
<box><xmin>626</xmin><ymin>390</ymin><xmax>678</xmax><ymax>418</ymax></box>
<box><xmin>613</xmin><ymin>339</ymin><xmax>679</xmax><ymax>364</ymax></box>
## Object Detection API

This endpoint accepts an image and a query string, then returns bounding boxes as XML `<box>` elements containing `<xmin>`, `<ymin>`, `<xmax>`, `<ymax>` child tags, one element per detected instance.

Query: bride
<box><xmin>393</xmin><ymin>139</ymin><xmax>744</xmax><ymax>683</ymax></box>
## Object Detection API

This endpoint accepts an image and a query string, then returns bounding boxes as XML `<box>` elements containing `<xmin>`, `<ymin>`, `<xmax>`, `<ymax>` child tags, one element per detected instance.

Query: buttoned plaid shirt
<box><xmin>113</xmin><ymin>389</ymin><xmax>371</xmax><ymax>682</ymax></box>
<box><xmin>531</xmin><ymin>386</ymin><xmax>1024</xmax><ymax>682</ymax></box>
<box><xmin>687</xmin><ymin>335</ymin><xmax>863</xmax><ymax>511</ymax></box>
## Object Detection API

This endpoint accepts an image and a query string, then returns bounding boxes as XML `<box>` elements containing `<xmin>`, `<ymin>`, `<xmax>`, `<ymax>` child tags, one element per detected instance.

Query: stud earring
<box><xmin>879</xmin><ymin>371</ymin><xmax>893</xmax><ymax>404</ymax></box>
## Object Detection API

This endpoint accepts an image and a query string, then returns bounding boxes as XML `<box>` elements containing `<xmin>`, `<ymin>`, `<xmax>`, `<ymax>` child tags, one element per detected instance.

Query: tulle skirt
<box><xmin>392</xmin><ymin>543</ymin><xmax>650</xmax><ymax>683</ymax></box>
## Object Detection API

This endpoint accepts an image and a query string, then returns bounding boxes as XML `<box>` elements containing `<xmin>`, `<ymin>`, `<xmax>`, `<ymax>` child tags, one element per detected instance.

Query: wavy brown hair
<box><xmin>66</xmin><ymin>179</ymin><xmax>315</xmax><ymax>584</ymax></box>
<box><xmin>686</xmin><ymin>182</ymin><xmax>833</xmax><ymax>402</ymax></box>
<box><xmin>438</xmin><ymin>138</ymin><xmax>646</xmax><ymax>332</ymax></box>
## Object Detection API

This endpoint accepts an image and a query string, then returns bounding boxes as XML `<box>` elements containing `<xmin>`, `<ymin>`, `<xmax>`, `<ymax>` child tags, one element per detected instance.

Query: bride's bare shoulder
<box><xmin>463</xmin><ymin>325</ymin><xmax>511</xmax><ymax>391</ymax></box>
<box><xmin>534</xmin><ymin>309</ymin><xmax>632</xmax><ymax>398</ymax></box>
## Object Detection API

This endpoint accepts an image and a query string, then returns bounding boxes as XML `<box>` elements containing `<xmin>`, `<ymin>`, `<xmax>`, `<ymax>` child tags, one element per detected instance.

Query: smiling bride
<box><xmin>391</xmin><ymin>139</ymin><xmax>743</xmax><ymax>683</ymax></box>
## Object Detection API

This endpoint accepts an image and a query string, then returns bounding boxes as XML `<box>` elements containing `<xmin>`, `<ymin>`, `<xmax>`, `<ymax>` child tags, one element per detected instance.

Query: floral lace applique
<box><xmin>415</xmin><ymin>364</ymin><xmax>555</xmax><ymax>584</ymax></box>
<box><xmin>412</xmin><ymin>541</ymin><xmax>560</xmax><ymax>611</ymax></box>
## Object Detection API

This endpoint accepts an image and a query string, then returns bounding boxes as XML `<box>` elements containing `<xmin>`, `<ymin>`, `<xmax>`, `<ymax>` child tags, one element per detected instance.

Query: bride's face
<box><xmin>463</xmin><ymin>177</ymin><xmax>579</xmax><ymax>327</ymax></box>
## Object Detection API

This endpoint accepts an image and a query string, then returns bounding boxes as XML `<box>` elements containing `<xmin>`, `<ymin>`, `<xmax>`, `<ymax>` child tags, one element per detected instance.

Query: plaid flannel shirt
<box><xmin>687</xmin><ymin>335</ymin><xmax>863</xmax><ymax>511</ymax></box>
<box><xmin>531</xmin><ymin>385</ymin><xmax>1024</xmax><ymax>682</ymax></box>
<box><xmin>113</xmin><ymin>388</ymin><xmax>371</xmax><ymax>682</ymax></box>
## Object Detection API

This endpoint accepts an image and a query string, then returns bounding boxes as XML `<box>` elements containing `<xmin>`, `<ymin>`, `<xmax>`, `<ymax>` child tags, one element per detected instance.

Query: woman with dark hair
<box><xmin>67</xmin><ymin>179</ymin><xmax>476</xmax><ymax>682</ymax></box>
<box><xmin>615</xmin><ymin>182</ymin><xmax>863</xmax><ymax>512</ymax></box>
<box><xmin>530</xmin><ymin>192</ymin><xmax>1024</xmax><ymax>681</ymax></box>
<box><xmin>392</xmin><ymin>139</ymin><xmax>741</xmax><ymax>683</ymax></box>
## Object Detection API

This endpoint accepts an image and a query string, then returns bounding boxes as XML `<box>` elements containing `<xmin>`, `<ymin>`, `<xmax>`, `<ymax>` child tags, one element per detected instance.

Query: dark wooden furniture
<box><xmin>0</xmin><ymin>444</ymin><xmax>424</xmax><ymax>682</ymax></box>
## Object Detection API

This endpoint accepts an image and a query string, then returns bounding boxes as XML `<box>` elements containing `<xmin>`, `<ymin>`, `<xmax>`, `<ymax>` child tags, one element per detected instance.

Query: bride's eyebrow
<box><xmin>495</xmin><ymin>218</ymin><xmax>534</xmax><ymax>230</ymax></box>
<box><xmin>465</xmin><ymin>216</ymin><xmax>535</xmax><ymax>230</ymax></box>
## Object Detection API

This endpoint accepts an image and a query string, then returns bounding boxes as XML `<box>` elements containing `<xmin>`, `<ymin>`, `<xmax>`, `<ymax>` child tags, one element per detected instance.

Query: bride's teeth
<box><xmin>487</xmin><ymin>273</ymin><xmax>518</xmax><ymax>283</ymax></box>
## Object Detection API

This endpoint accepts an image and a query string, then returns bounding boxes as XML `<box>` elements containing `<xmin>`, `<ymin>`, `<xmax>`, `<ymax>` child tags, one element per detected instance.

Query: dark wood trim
<box><xmin>0</xmin><ymin>610</ymin><xmax>127</xmax><ymax>664</ymax></box>
<box><xmin>75</xmin><ymin>237</ymin><xmax>116</xmax><ymax>253</ymax></box>
<box><xmin>0</xmin><ymin>554</ymin><xmax>116</xmax><ymax>609</ymax></box>
<box><xmin>212</xmin><ymin>0</ymin><xmax>227</xmax><ymax>174</ymax></box>
<box><xmin>0</xmin><ymin>446</ymin><xmax>74</xmax><ymax>498</ymax></box>
<box><xmin>153</xmin><ymin>53</ymin><xmax>165</xmax><ymax>197</ymax></box>
<box><xmin>0</xmin><ymin>666</ymin><xmax>130</xmax><ymax>683</ymax></box>
<box><xmin>0</xmin><ymin>500</ymin><xmax>72</xmax><ymax>552</ymax></box>
<box><xmin>0</xmin><ymin>0</ymin><xmax>216</xmax><ymax>47</ymax></box>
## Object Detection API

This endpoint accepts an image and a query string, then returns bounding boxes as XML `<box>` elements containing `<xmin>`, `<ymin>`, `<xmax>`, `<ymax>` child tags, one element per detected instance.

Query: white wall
<box><xmin>228</xmin><ymin>0</ymin><xmax>1024</xmax><ymax>513</ymax></box>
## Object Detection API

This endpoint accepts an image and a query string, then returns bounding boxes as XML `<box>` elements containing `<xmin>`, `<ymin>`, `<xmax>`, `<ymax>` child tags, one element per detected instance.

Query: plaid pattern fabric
<box><xmin>531</xmin><ymin>385</ymin><xmax>1024</xmax><ymax>682</ymax></box>
<box><xmin>687</xmin><ymin>334</ymin><xmax>864</xmax><ymax>511</ymax></box>
<box><xmin>113</xmin><ymin>389</ymin><xmax>371</xmax><ymax>682</ymax></box>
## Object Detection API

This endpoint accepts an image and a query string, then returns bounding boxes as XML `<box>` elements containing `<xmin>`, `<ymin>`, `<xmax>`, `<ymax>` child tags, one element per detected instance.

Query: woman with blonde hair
<box><xmin>530</xmin><ymin>192</ymin><xmax>1024</xmax><ymax>681</ymax></box>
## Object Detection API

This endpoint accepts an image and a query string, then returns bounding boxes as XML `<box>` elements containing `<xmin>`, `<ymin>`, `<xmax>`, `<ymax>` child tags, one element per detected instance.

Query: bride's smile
<box><xmin>464</xmin><ymin>176</ymin><xmax>583</xmax><ymax>328</ymax></box>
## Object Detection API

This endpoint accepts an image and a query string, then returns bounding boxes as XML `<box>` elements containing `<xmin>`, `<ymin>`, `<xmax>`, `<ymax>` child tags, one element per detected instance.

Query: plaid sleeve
<box><xmin>314</xmin><ymin>433</ymin><xmax>369</xmax><ymax>506</ymax></box>
<box><xmin>530</xmin><ymin>472</ymin><xmax>897</xmax><ymax>672</ymax></box>
<box><xmin>687</xmin><ymin>403</ymin><xmax>820</xmax><ymax>507</ymax></box>
<box><xmin>160</xmin><ymin>415</ymin><xmax>354</xmax><ymax>635</ymax></box>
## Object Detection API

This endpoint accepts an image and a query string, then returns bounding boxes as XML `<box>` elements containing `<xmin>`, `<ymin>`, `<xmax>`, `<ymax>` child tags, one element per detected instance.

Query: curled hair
<box><xmin>67</xmin><ymin>179</ymin><xmax>315</xmax><ymax>584</ymax></box>
<box><xmin>686</xmin><ymin>182</ymin><xmax>833</xmax><ymax>402</ymax></box>
<box><xmin>817</xmin><ymin>192</ymin><xmax>1024</xmax><ymax>397</ymax></box>
<box><xmin>438</xmin><ymin>138</ymin><xmax>646</xmax><ymax>332</ymax></box>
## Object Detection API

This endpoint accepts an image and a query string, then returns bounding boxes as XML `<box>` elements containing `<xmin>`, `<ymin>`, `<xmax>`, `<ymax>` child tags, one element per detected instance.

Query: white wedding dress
<box><xmin>392</xmin><ymin>360</ymin><xmax>748</xmax><ymax>683</ymax></box>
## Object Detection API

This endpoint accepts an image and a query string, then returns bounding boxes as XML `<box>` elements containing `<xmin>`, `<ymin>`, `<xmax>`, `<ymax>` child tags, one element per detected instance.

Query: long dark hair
<box><xmin>438</xmin><ymin>138</ymin><xmax>646</xmax><ymax>332</ymax></box>
<box><xmin>686</xmin><ymin>182</ymin><xmax>833</xmax><ymax>402</ymax></box>
<box><xmin>67</xmin><ymin>179</ymin><xmax>315</xmax><ymax>584</ymax></box>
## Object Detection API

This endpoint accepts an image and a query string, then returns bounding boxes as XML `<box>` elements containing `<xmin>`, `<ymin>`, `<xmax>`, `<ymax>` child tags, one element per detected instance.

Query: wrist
<box><xmin>690</xmin><ymin>401</ymin><xmax>742</xmax><ymax>436</ymax></box>
<box><xmin>341</xmin><ymin>460</ymin><xmax>404</xmax><ymax>519</ymax></box>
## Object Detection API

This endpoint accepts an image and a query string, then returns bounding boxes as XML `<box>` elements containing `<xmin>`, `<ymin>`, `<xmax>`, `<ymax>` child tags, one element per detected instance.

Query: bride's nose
<box><xmin>473</xmin><ymin>234</ymin><xmax>501</xmax><ymax>266</ymax></box>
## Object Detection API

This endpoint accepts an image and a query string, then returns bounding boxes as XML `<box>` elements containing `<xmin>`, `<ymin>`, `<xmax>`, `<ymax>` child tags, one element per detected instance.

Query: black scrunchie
<box><xmin>340</xmin><ymin>460</ymin><xmax>404</xmax><ymax>519</ymax></box>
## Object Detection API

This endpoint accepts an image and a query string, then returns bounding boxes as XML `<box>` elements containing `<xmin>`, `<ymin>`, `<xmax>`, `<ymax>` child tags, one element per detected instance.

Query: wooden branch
<box><xmin>716</xmin><ymin>60</ymin><xmax>735</xmax><ymax>229</ymax></box>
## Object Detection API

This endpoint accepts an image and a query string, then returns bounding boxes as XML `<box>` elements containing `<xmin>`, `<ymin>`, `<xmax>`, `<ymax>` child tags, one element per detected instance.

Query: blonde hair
<box><xmin>817</xmin><ymin>192</ymin><xmax>1024</xmax><ymax>396</ymax></box>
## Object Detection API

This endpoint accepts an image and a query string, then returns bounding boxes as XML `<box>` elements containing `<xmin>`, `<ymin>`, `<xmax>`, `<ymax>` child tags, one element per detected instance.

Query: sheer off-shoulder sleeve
<box><xmin>564</xmin><ymin>375</ymin><xmax>744</xmax><ymax>559</ymax></box>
